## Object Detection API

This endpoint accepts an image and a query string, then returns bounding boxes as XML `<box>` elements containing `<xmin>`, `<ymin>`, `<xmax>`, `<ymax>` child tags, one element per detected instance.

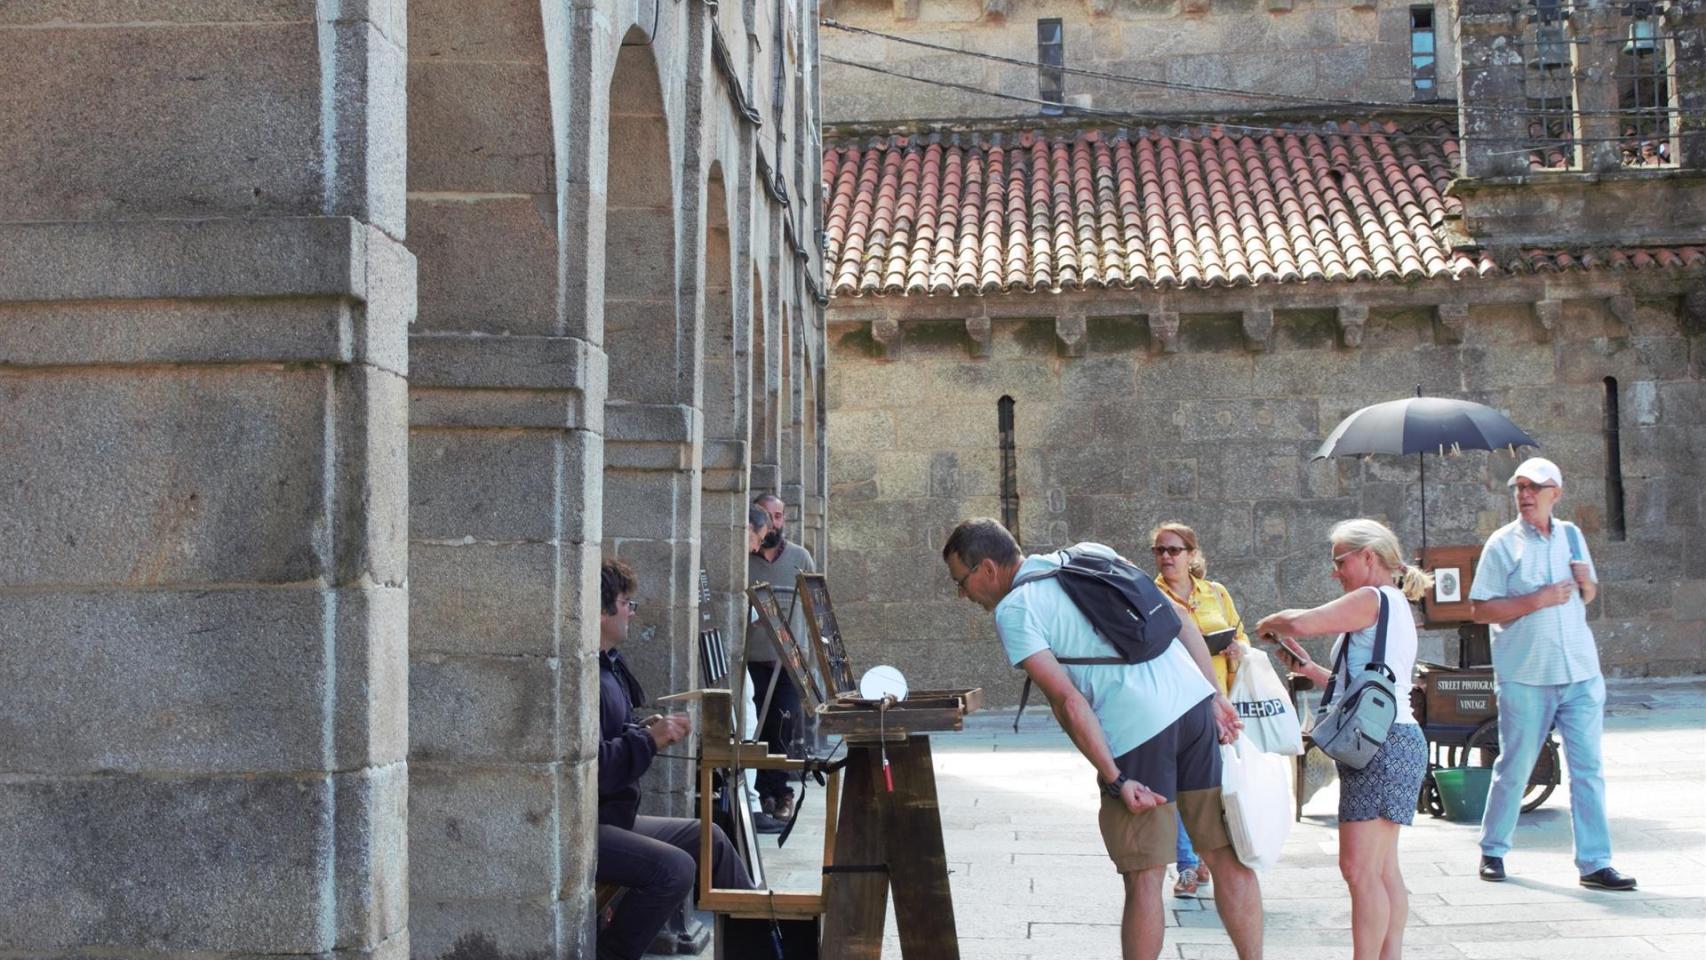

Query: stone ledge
<box><xmin>0</xmin><ymin>217</ymin><xmax>415</xmax><ymax>307</ymax></box>
<box><xmin>410</xmin><ymin>333</ymin><xmax>597</xmax><ymax>391</ymax></box>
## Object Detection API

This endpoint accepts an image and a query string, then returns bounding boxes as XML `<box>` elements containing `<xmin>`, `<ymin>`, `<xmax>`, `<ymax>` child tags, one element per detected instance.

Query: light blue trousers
<box><xmin>1479</xmin><ymin>676</ymin><xmax>1613</xmax><ymax>874</ymax></box>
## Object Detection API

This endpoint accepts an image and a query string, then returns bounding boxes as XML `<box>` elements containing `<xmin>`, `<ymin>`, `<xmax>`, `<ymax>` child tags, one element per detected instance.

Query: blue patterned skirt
<box><xmin>1338</xmin><ymin>723</ymin><xmax>1428</xmax><ymax>825</ymax></box>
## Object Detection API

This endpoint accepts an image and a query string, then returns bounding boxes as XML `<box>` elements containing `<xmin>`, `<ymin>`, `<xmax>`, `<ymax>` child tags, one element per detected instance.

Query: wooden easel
<box><xmin>678</xmin><ymin>576</ymin><xmax>980</xmax><ymax>957</ymax></box>
<box><xmin>815</xmin><ymin>697</ymin><xmax>979</xmax><ymax>960</ymax></box>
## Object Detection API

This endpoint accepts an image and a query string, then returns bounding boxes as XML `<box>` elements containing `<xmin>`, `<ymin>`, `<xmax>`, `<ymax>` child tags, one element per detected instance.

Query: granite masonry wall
<box><xmin>825</xmin><ymin>292</ymin><xmax>1706</xmax><ymax>705</ymax></box>
<box><xmin>1</xmin><ymin>1</ymin><xmax>828</xmax><ymax>958</ymax></box>
<box><xmin>821</xmin><ymin>0</ymin><xmax>1459</xmax><ymax>124</ymax></box>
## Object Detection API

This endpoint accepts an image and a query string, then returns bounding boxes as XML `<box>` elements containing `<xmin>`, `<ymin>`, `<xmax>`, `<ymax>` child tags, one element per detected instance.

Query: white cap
<box><xmin>1508</xmin><ymin>456</ymin><xmax>1563</xmax><ymax>487</ymax></box>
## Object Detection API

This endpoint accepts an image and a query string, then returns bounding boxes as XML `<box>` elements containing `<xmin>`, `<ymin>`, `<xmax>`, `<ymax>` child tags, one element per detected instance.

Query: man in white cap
<box><xmin>1468</xmin><ymin>457</ymin><xmax>1635</xmax><ymax>890</ymax></box>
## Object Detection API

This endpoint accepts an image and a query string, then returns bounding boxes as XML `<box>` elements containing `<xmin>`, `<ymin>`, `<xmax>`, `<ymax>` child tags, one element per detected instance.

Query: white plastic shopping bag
<box><xmin>1220</xmin><ymin>733</ymin><xmax>1294</xmax><ymax>872</ymax></box>
<box><xmin>1228</xmin><ymin>650</ymin><xmax>1304</xmax><ymax>756</ymax></box>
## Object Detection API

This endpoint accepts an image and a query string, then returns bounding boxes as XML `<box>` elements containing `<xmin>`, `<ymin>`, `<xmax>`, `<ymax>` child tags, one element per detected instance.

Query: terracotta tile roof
<box><xmin>820</xmin><ymin>122</ymin><xmax>1704</xmax><ymax>298</ymax></box>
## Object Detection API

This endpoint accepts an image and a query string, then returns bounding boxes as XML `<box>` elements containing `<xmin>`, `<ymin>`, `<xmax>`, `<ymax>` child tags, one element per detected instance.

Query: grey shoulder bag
<box><xmin>1311</xmin><ymin>590</ymin><xmax>1397</xmax><ymax>770</ymax></box>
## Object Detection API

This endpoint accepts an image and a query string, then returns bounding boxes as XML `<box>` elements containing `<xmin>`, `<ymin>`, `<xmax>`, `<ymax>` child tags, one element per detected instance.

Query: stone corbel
<box><xmin>1241</xmin><ymin>307</ymin><xmax>1274</xmax><ymax>352</ymax></box>
<box><xmin>1607</xmin><ymin>294</ymin><xmax>1636</xmax><ymax>331</ymax></box>
<box><xmin>1182</xmin><ymin>0</ymin><xmax>1210</xmax><ymax>13</ymax></box>
<box><xmin>871</xmin><ymin>316</ymin><xmax>901</xmax><ymax>356</ymax></box>
<box><xmin>892</xmin><ymin>0</ymin><xmax>919</xmax><ymax>20</ymax></box>
<box><xmin>1532</xmin><ymin>299</ymin><xmax>1562</xmax><ymax>342</ymax></box>
<box><xmin>1087</xmin><ymin>0</ymin><xmax>1115</xmax><ymax>15</ymax></box>
<box><xmin>1055</xmin><ymin>313</ymin><xmax>1087</xmax><ymax>357</ymax></box>
<box><xmin>1149</xmin><ymin>311</ymin><xmax>1181</xmax><ymax>353</ymax></box>
<box><xmin>965</xmin><ymin>316</ymin><xmax>993</xmax><ymax>358</ymax></box>
<box><xmin>1337</xmin><ymin>304</ymin><xmax>1368</xmax><ymax>348</ymax></box>
<box><xmin>983</xmin><ymin>0</ymin><xmax>1008</xmax><ymax>19</ymax></box>
<box><xmin>1435</xmin><ymin>303</ymin><xmax>1469</xmax><ymax>344</ymax></box>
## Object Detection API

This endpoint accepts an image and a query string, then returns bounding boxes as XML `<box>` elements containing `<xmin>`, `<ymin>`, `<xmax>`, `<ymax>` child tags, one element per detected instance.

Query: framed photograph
<box><xmin>796</xmin><ymin>573</ymin><xmax>857</xmax><ymax>699</ymax></box>
<box><xmin>1420</xmin><ymin>545</ymin><xmax>1481</xmax><ymax>627</ymax></box>
<box><xmin>1434</xmin><ymin>567</ymin><xmax>1462</xmax><ymax>605</ymax></box>
<box><xmin>746</xmin><ymin>582</ymin><xmax>825</xmax><ymax>710</ymax></box>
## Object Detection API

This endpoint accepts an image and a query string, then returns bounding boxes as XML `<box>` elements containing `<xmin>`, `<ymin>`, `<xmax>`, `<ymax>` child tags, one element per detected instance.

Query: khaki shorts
<box><xmin>1097</xmin><ymin>786</ymin><xmax>1232</xmax><ymax>874</ymax></box>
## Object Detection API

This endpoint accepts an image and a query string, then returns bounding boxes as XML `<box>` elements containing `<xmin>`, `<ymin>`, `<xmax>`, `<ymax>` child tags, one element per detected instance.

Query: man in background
<box><xmin>746</xmin><ymin>493</ymin><xmax>815</xmax><ymax>820</ymax></box>
<box><xmin>1470</xmin><ymin>457</ymin><xmax>1635</xmax><ymax>891</ymax></box>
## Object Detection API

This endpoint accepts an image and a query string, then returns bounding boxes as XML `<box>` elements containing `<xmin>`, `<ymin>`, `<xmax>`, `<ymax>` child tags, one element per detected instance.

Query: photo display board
<box><xmin>745</xmin><ymin>581</ymin><xmax>826</xmax><ymax>710</ymax></box>
<box><xmin>796</xmin><ymin>573</ymin><xmax>857</xmax><ymax>699</ymax></box>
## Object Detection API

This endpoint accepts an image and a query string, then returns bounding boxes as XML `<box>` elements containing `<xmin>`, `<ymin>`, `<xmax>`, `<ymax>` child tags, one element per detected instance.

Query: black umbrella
<box><xmin>1312</xmin><ymin>390</ymin><xmax>1540</xmax><ymax>552</ymax></box>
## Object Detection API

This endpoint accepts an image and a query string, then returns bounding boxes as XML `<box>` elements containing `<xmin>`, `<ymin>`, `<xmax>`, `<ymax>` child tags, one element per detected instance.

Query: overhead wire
<box><xmin>819</xmin><ymin>17</ymin><xmax>1701</xmax><ymax>123</ymax></box>
<box><xmin>820</xmin><ymin>54</ymin><xmax>1693</xmax><ymax>151</ymax></box>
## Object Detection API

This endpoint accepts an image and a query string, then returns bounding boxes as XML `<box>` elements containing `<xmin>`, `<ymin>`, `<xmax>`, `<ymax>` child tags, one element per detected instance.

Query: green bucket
<box><xmin>1433</xmin><ymin>767</ymin><xmax>1493</xmax><ymax>823</ymax></box>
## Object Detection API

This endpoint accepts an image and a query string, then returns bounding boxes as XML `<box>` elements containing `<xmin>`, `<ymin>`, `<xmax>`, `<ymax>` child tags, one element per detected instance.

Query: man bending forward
<box><xmin>943</xmin><ymin>519</ymin><xmax>1264</xmax><ymax>960</ymax></box>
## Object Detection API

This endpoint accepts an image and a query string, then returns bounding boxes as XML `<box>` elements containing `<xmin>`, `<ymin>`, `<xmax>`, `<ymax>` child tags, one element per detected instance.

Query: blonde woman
<box><xmin>1255</xmin><ymin>519</ymin><xmax>1432</xmax><ymax>960</ymax></box>
<box><xmin>1150</xmin><ymin>522</ymin><xmax>1249</xmax><ymax>899</ymax></box>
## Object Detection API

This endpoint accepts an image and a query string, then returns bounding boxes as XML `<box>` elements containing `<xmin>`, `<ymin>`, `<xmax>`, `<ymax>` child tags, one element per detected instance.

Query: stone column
<box><xmin>404</xmin><ymin>2</ymin><xmax>599</xmax><ymax>957</ymax></box>
<box><xmin>1674</xmin><ymin>0</ymin><xmax>1706</xmax><ymax>168</ymax></box>
<box><xmin>1572</xmin><ymin>0</ymin><xmax>1625</xmax><ymax>171</ymax></box>
<box><xmin>0</xmin><ymin>6</ymin><xmax>410</xmax><ymax>960</ymax></box>
<box><xmin>1457</xmin><ymin>0</ymin><xmax>1537</xmax><ymax>178</ymax></box>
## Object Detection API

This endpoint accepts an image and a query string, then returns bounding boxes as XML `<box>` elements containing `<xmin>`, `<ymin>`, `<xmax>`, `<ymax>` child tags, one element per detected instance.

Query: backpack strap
<box><xmin>1014</xmin><ymin>658</ymin><xmax>1125</xmax><ymax>733</ymax></box>
<box><xmin>1319</xmin><ymin>588</ymin><xmax>1391</xmax><ymax>708</ymax></box>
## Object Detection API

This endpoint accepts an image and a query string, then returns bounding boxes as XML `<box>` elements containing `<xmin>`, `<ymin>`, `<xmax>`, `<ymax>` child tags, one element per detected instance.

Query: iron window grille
<box><xmin>1614</xmin><ymin>2</ymin><xmax>1677</xmax><ymax>166</ymax></box>
<box><xmin>1520</xmin><ymin>0</ymin><xmax>1578</xmax><ymax>169</ymax></box>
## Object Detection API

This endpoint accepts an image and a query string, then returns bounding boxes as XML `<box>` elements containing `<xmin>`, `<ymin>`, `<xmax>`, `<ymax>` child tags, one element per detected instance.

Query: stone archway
<box><xmin>699</xmin><ymin>168</ymin><xmax>752</xmax><ymax>654</ymax></box>
<box><xmin>599</xmin><ymin>33</ymin><xmax>702</xmax><ymax>815</ymax></box>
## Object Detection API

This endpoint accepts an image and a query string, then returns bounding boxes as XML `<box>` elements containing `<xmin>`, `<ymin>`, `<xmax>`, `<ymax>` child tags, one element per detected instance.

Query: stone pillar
<box><xmin>1457</xmin><ymin>0</ymin><xmax>1536</xmax><ymax>178</ymax></box>
<box><xmin>1572</xmin><ymin>0</ymin><xmax>1624</xmax><ymax>171</ymax></box>
<box><xmin>404</xmin><ymin>3</ymin><xmax>597</xmax><ymax>956</ymax></box>
<box><xmin>1674</xmin><ymin>0</ymin><xmax>1706</xmax><ymax>168</ymax></box>
<box><xmin>0</xmin><ymin>6</ymin><xmax>410</xmax><ymax>960</ymax></box>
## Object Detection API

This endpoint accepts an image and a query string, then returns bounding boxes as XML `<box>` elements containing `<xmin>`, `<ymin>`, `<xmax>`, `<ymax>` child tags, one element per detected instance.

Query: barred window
<box><xmin>1615</xmin><ymin>2</ymin><xmax>1677</xmax><ymax>166</ymax></box>
<box><xmin>1522</xmin><ymin>0</ymin><xmax>1576</xmax><ymax>170</ymax></box>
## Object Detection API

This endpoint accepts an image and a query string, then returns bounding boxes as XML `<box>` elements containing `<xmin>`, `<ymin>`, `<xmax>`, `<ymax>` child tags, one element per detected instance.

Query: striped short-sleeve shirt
<box><xmin>1469</xmin><ymin>517</ymin><xmax>1601</xmax><ymax>686</ymax></box>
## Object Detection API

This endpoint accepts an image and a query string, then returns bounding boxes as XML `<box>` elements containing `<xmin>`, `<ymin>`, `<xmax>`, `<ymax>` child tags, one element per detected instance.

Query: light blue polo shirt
<box><xmin>1470</xmin><ymin>517</ymin><xmax>1601</xmax><ymax>685</ymax></box>
<box><xmin>995</xmin><ymin>544</ymin><xmax>1214</xmax><ymax>757</ymax></box>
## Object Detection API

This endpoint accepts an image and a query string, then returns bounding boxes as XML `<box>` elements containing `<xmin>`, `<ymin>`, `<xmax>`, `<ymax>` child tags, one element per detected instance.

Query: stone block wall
<box><xmin>3</xmin><ymin>1</ymin><xmax>828</xmax><ymax>958</ymax></box>
<box><xmin>0</xmin><ymin>5</ymin><xmax>411</xmax><ymax>959</ymax></box>
<box><xmin>826</xmin><ymin>291</ymin><xmax>1705</xmax><ymax>704</ymax></box>
<box><xmin>821</xmin><ymin>0</ymin><xmax>1456</xmax><ymax>123</ymax></box>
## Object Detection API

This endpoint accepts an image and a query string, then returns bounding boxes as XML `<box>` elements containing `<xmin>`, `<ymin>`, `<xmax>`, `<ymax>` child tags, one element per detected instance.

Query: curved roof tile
<box><xmin>823</xmin><ymin>124</ymin><xmax>1705</xmax><ymax>297</ymax></box>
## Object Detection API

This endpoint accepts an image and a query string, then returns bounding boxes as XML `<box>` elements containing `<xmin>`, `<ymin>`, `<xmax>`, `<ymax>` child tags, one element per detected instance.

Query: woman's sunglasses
<box><xmin>1151</xmin><ymin>545</ymin><xmax>1188</xmax><ymax>557</ymax></box>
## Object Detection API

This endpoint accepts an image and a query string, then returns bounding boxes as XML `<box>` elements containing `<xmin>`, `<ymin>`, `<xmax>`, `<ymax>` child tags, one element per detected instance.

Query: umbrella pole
<box><xmin>1415</xmin><ymin>384</ymin><xmax>1427</xmax><ymax>559</ymax></box>
<box><xmin>1419</xmin><ymin>449</ymin><xmax>1427</xmax><ymax>557</ymax></box>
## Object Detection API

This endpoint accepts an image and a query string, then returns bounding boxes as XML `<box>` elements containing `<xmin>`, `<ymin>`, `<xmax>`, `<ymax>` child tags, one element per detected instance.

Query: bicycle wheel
<box><xmin>1465</xmin><ymin>719</ymin><xmax>1559</xmax><ymax>812</ymax></box>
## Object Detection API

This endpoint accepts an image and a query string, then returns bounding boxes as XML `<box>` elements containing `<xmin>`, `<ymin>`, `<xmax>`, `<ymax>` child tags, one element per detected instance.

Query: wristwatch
<box><xmin>1100</xmin><ymin>773</ymin><xmax>1130</xmax><ymax>799</ymax></box>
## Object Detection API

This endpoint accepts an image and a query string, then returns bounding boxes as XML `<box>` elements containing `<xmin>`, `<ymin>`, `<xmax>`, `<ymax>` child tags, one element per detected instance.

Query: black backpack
<box><xmin>1009</xmin><ymin>546</ymin><xmax>1184</xmax><ymax>728</ymax></box>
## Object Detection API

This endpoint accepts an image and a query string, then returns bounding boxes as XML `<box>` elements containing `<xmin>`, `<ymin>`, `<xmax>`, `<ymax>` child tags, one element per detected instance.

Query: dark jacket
<box><xmin>598</xmin><ymin>648</ymin><xmax>657</xmax><ymax>830</ymax></box>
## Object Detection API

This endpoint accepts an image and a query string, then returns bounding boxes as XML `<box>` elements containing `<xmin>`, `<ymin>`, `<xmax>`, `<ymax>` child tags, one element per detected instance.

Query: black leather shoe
<box><xmin>1580</xmin><ymin>867</ymin><xmax>1638</xmax><ymax>891</ymax></box>
<box><xmin>1478</xmin><ymin>855</ymin><xmax>1506</xmax><ymax>882</ymax></box>
<box><xmin>751</xmin><ymin>810</ymin><xmax>786</xmax><ymax>835</ymax></box>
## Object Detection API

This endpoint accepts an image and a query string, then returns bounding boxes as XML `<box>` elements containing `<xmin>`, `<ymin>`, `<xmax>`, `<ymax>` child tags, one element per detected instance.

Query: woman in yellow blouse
<box><xmin>1151</xmin><ymin>521</ymin><xmax>1249</xmax><ymax>898</ymax></box>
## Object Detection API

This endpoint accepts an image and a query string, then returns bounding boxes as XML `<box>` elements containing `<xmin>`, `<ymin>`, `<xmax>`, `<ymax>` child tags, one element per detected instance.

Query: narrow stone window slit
<box><xmin>1604</xmin><ymin>376</ymin><xmax>1627</xmax><ymax>541</ymax></box>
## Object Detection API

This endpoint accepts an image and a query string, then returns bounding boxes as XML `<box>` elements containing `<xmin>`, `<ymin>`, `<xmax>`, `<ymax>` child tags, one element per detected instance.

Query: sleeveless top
<box><xmin>1327</xmin><ymin>585</ymin><xmax>1419</xmax><ymax>726</ymax></box>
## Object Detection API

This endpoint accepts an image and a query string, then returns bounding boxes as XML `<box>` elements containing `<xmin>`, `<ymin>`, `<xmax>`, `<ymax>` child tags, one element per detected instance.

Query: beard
<box><xmin>760</xmin><ymin>528</ymin><xmax>783</xmax><ymax>550</ymax></box>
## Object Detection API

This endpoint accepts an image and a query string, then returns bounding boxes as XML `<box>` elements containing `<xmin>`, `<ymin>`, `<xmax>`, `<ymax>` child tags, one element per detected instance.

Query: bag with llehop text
<box><xmin>1226</xmin><ymin>649</ymin><xmax>1304</xmax><ymax>756</ymax></box>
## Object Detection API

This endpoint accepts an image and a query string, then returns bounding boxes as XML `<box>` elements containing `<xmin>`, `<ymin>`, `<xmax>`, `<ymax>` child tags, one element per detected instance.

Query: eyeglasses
<box><xmin>953</xmin><ymin>559</ymin><xmax>983</xmax><ymax>592</ymax></box>
<box><xmin>623</xmin><ymin>599</ymin><xmax>639</xmax><ymax>613</ymax></box>
<box><xmin>1151</xmin><ymin>545</ymin><xmax>1188</xmax><ymax>557</ymax></box>
<box><xmin>1512</xmin><ymin>481</ymin><xmax>1557</xmax><ymax>495</ymax></box>
<box><xmin>1331</xmin><ymin>548</ymin><xmax>1362</xmax><ymax>570</ymax></box>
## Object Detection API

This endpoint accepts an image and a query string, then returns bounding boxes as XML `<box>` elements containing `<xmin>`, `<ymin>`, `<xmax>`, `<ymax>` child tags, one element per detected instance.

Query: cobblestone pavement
<box><xmin>710</xmin><ymin>677</ymin><xmax>1706</xmax><ymax>959</ymax></box>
